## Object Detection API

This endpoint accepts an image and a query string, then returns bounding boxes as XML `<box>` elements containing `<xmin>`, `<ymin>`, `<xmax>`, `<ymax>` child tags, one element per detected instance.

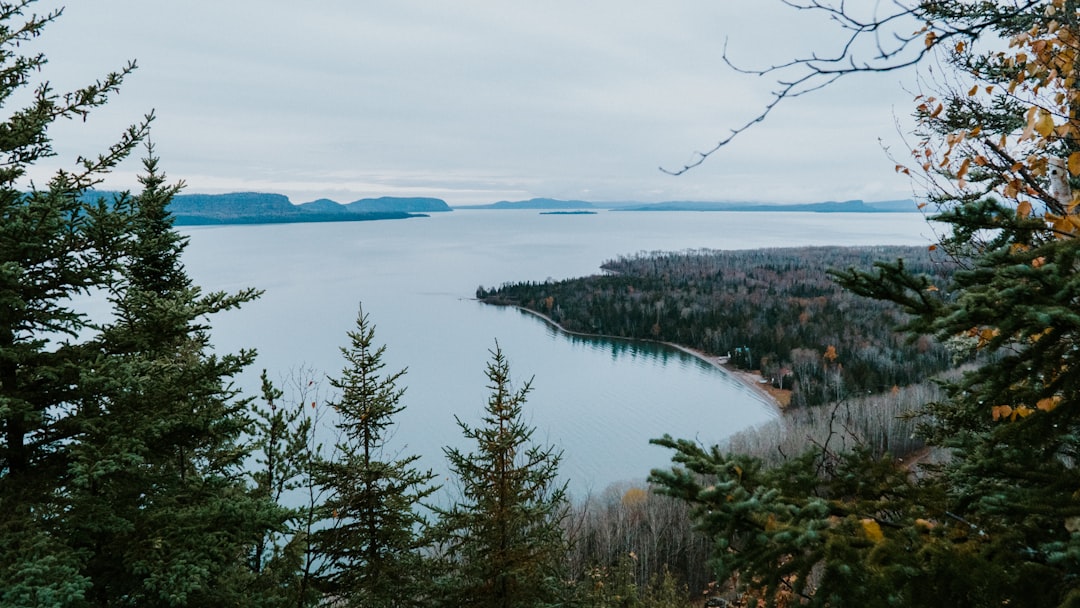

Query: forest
<box><xmin>8</xmin><ymin>0</ymin><xmax>1080</xmax><ymax>606</ymax></box>
<box><xmin>478</xmin><ymin>246</ymin><xmax>958</xmax><ymax>407</ymax></box>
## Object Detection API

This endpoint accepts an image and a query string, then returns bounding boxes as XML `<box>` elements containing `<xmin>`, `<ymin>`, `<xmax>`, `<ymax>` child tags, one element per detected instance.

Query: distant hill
<box><xmin>463</xmin><ymin>198</ymin><xmax>596</xmax><ymax>210</ymax></box>
<box><xmin>83</xmin><ymin>191</ymin><xmax>453</xmax><ymax>225</ymax></box>
<box><xmin>612</xmin><ymin>199</ymin><xmax>918</xmax><ymax>213</ymax></box>
<box><xmin>78</xmin><ymin>190</ymin><xmax>917</xmax><ymax>224</ymax></box>
<box><xmin>457</xmin><ymin>198</ymin><xmax>918</xmax><ymax>212</ymax></box>
<box><xmin>342</xmin><ymin>196</ymin><xmax>451</xmax><ymax>213</ymax></box>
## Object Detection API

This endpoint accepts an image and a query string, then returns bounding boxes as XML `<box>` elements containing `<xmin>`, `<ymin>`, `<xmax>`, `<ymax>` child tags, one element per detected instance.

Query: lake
<box><xmin>178</xmin><ymin>209</ymin><xmax>936</xmax><ymax>497</ymax></box>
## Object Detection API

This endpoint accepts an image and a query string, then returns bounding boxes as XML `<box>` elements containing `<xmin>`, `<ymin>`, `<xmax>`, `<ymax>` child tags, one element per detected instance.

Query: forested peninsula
<box><xmin>478</xmin><ymin>246</ymin><xmax>959</xmax><ymax>408</ymax></box>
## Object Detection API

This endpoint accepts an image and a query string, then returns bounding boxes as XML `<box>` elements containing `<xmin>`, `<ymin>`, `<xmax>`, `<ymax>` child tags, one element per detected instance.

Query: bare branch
<box><xmin>662</xmin><ymin>0</ymin><xmax>1043</xmax><ymax>175</ymax></box>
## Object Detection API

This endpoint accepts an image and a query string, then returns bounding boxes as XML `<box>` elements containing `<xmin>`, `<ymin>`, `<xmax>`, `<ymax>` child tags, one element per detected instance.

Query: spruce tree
<box><xmin>0</xmin><ymin>10</ymin><xmax>290</xmax><ymax>595</ymax></box>
<box><xmin>0</xmin><ymin>3</ymin><xmax>147</xmax><ymax>603</ymax></box>
<box><xmin>434</xmin><ymin>343</ymin><xmax>570</xmax><ymax>608</ymax></box>
<box><xmin>311</xmin><ymin>306</ymin><xmax>438</xmax><ymax>607</ymax></box>
<box><xmin>65</xmin><ymin>149</ymin><xmax>282</xmax><ymax>606</ymax></box>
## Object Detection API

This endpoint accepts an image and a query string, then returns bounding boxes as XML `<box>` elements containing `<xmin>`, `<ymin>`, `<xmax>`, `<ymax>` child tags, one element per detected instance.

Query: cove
<box><xmin>176</xmin><ymin>209</ymin><xmax>934</xmax><ymax>496</ymax></box>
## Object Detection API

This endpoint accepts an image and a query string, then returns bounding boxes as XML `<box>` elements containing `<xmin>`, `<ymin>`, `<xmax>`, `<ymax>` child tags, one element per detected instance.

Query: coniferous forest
<box><xmin>478</xmin><ymin>246</ymin><xmax>958</xmax><ymax>407</ymax></box>
<box><xmin>8</xmin><ymin>1</ymin><xmax>1080</xmax><ymax>606</ymax></box>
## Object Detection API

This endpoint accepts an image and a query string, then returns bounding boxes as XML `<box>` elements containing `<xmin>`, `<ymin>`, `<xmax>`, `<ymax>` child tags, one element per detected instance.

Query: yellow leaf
<box><xmin>1035</xmin><ymin>110</ymin><xmax>1057</xmax><ymax>137</ymax></box>
<box><xmin>1015</xmin><ymin>405</ymin><xmax>1035</xmax><ymax>418</ymax></box>
<box><xmin>1049</xmin><ymin>213</ymin><xmax>1073</xmax><ymax>235</ymax></box>
<box><xmin>992</xmin><ymin>404</ymin><xmax>1013</xmax><ymax>421</ymax></box>
<box><xmin>1022</xmin><ymin>106</ymin><xmax>1039</xmax><ymax>140</ymax></box>
<box><xmin>957</xmin><ymin>157</ymin><xmax>972</xmax><ymax>182</ymax></box>
<box><xmin>861</xmin><ymin>518</ymin><xmax>885</xmax><ymax>543</ymax></box>
<box><xmin>1031</xmin><ymin>327</ymin><xmax>1053</xmax><ymax>343</ymax></box>
<box><xmin>1037</xmin><ymin>396</ymin><xmax>1061</xmax><ymax>412</ymax></box>
<box><xmin>1032</xmin><ymin>256</ymin><xmax>1047</xmax><ymax>268</ymax></box>
<box><xmin>1004</xmin><ymin>180</ymin><xmax>1021</xmax><ymax>199</ymax></box>
<box><xmin>1069</xmin><ymin>152</ymin><xmax>1080</xmax><ymax>176</ymax></box>
<box><xmin>925</xmin><ymin>31</ymin><xmax>937</xmax><ymax>49</ymax></box>
<box><xmin>1018</xmin><ymin>200</ymin><xmax>1033</xmax><ymax>218</ymax></box>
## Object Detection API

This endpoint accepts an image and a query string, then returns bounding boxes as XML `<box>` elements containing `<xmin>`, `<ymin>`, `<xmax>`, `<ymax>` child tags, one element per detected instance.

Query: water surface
<box><xmin>179</xmin><ymin>210</ymin><xmax>935</xmax><ymax>496</ymax></box>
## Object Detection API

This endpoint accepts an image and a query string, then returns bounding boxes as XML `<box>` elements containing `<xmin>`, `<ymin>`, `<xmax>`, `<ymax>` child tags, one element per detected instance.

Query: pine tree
<box><xmin>311</xmin><ymin>306</ymin><xmax>438</xmax><ymax>607</ymax></box>
<box><xmin>434</xmin><ymin>343</ymin><xmax>570</xmax><ymax>608</ymax></box>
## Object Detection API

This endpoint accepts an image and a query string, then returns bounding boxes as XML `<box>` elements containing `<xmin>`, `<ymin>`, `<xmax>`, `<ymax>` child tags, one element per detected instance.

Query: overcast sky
<box><xmin>24</xmin><ymin>1</ymin><xmax>927</xmax><ymax>206</ymax></box>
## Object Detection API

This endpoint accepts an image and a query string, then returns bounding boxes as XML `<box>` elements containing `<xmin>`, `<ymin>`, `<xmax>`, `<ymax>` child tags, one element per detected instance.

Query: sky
<box><xmin>22</xmin><ymin>1</ymin><xmax>928</xmax><ymax>206</ymax></box>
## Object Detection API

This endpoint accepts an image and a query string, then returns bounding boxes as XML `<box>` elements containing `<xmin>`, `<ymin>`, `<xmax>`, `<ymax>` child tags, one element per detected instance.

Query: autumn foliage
<box><xmin>652</xmin><ymin>2</ymin><xmax>1080</xmax><ymax>606</ymax></box>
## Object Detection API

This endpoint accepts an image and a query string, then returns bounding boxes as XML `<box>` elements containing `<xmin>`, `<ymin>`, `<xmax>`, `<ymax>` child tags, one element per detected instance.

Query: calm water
<box><xmin>178</xmin><ymin>210</ymin><xmax>935</xmax><ymax>496</ymax></box>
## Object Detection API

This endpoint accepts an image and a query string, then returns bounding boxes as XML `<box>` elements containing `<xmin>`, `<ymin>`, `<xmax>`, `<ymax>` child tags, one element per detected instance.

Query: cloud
<box><xmin>24</xmin><ymin>1</ymin><xmax>924</xmax><ymax>205</ymax></box>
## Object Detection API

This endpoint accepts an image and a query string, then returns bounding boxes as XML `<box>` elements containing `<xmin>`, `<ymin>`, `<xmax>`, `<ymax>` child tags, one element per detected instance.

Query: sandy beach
<box><xmin>508</xmin><ymin>305</ymin><xmax>785</xmax><ymax>410</ymax></box>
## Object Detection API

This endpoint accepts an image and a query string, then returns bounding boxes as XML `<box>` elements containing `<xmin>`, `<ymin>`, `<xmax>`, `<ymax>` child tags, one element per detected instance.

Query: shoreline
<box><xmin>505</xmin><ymin>304</ymin><xmax>784</xmax><ymax>410</ymax></box>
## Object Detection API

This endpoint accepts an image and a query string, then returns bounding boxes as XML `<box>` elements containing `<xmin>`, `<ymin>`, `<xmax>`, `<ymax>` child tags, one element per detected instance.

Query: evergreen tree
<box><xmin>434</xmin><ymin>344</ymin><xmax>570</xmax><ymax>608</ymax></box>
<box><xmin>651</xmin><ymin>2</ymin><xmax>1080</xmax><ymax>606</ymax></box>
<box><xmin>64</xmin><ymin>149</ymin><xmax>282</xmax><ymax>606</ymax></box>
<box><xmin>248</xmin><ymin>369</ymin><xmax>323</xmax><ymax>608</ymax></box>
<box><xmin>0</xmin><ymin>5</ymin><xmax>288</xmax><ymax>597</ymax></box>
<box><xmin>311</xmin><ymin>306</ymin><xmax>438</xmax><ymax>607</ymax></box>
<box><xmin>0</xmin><ymin>3</ymin><xmax>148</xmax><ymax>603</ymax></box>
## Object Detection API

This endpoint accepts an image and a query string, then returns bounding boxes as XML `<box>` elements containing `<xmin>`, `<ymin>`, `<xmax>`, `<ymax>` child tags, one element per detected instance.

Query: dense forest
<box><xmin>478</xmin><ymin>246</ymin><xmax>958</xmax><ymax>407</ymax></box>
<box><xmin>8</xmin><ymin>0</ymin><xmax>1080</xmax><ymax>605</ymax></box>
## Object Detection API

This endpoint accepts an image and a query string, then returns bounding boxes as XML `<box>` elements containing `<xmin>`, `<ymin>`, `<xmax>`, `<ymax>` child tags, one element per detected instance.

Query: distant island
<box><xmin>81</xmin><ymin>191</ymin><xmax>454</xmax><ymax>225</ymax></box>
<box><xmin>81</xmin><ymin>191</ymin><xmax>919</xmax><ymax>225</ymax></box>
<box><xmin>458</xmin><ymin>198</ymin><xmax>918</xmax><ymax>213</ymax></box>
<box><xmin>465</xmin><ymin>198</ymin><xmax>598</xmax><ymax>210</ymax></box>
<box><xmin>168</xmin><ymin>193</ymin><xmax>453</xmax><ymax>225</ymax></box>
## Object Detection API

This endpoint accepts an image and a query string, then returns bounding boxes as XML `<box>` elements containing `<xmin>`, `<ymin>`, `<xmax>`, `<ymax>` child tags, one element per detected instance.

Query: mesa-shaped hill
<box><xmin>87</xmin><ymin>191</ymin><xmax>453</xmax><ymax>225</ymax></box>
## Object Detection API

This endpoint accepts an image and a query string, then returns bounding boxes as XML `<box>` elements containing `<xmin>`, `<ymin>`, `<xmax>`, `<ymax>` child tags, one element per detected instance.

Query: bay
<box><xmin>178</xmin><ymin>209</ymin><xmax>936</xmax><ymax>497</ymax></box>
